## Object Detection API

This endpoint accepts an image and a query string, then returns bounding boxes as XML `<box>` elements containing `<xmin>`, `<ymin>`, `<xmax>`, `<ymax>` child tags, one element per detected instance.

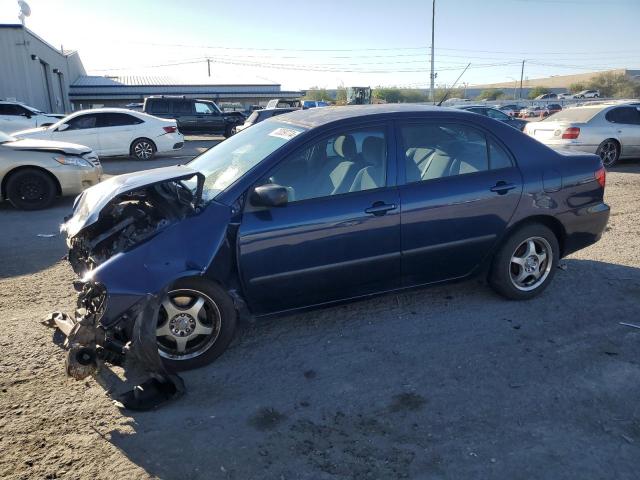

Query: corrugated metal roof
<box><xmin>72</xmin><ymin>75</ymin><xmax>282</xmax><ymax>88</ymax></box>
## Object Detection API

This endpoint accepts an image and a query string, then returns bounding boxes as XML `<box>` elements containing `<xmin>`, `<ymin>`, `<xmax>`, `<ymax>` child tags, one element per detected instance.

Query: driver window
<box><xmin>268</xmin><ymin>128</ymin><xmax>387</xmax><ymax>202</ymax></box>
<box><xmin>195</xmin><ymin>102</ymin><xmax>214</xmax><ymax>114</ymax></box>
<box><xmin>66</xmin><ymin>115</ymin><xmax>97</xmax><ymax>130</ymax></box>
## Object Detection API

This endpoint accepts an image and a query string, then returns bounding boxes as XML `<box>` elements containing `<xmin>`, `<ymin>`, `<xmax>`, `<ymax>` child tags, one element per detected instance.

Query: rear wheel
<box><xmin>131</xmin><ymin>138</ymin><xmax>156</xmax><ymax>160</ymax></box>
<box><xmin>155</xmin><ymin>277</ymin><xmax>237</xmax><ymax>371</ymax></box>
<box><xmin>6</xmin><ymin>168</ymin><xmax>56</xmax><ymax>210</ymax></box>
<box><xmin>489</xmin><ymin>224</ymin><xmax>559</xmax><ymax>300</ymax></box>
<box><xmin>596</xmin><ymin>139</ymin><xmax>620</xmax><ymax>167</ymax></box>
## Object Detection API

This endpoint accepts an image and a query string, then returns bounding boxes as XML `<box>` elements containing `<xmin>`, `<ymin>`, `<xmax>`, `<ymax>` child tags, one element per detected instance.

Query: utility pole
<box><xmin>207</xmin><ymin>58</ymin><xmax>211</xmax><ymax>78</ymax></box>
<box><xmin>519</xmin><ymin>59</ymin><xmax>525</xmax><ymax>99</ymax></box>
<box><xmin>430</xmin><ymin>0</ymin><xmax>435</xmax><ymax>104</ymax></box>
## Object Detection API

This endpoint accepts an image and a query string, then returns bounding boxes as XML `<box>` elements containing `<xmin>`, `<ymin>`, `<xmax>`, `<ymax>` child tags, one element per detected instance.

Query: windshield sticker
<box><xmin>268</xmin><ymin>127</ymin><xmax>301</xmax><ymax>140</ymax></box>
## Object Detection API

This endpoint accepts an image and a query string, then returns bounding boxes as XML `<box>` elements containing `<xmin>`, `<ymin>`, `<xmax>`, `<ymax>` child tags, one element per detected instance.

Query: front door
<box><xmin>238</xmin><ymin>124</ymin><xmax>401</xmax><ymax>315</ymax></box>
<box><xmin>606</xmin><ymin>106</ymin><xmax>640</xmax><ymax>157</ymax></box>
<box><xmin>398</xmin><ymin>120</ymin><xmax>523</xmax><ymax>286</ymax></box>
<box><xmin>194</xmin><ymin>101</ymin><xmax>224</xmax><ymax>134</ymax></box>
<box><xmin>53</xmin><ymin>113</ymin><xmax>100</xmax><ymax>152</ymax></box>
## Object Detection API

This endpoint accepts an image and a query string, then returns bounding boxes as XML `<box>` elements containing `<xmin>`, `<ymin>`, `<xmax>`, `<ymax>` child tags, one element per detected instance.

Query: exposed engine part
<box><xmin>67</xmin><ymin>180</ymin><xmax>198</xmax><ymax>275</ymax></box>
<box><xmin>44</xmin><ymin>284</ymin><xmax>184</xmax><ymax>410</ymax></box>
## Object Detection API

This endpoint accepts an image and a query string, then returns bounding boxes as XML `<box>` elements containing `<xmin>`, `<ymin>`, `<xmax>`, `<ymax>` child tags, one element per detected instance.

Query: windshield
<box><xmin>543</xmin><ymin>107</ymin><xmax>600</xmax><ymax>123</ymax></box>
<box><xmin>0</xmin><ymin>131</ymin><xmax>16</xmax><ymax>143</ymax></box>
<box><xmin>187</xmin><ymin>120</ymin><xmax>306</xmax><ymax>202</ymax></box>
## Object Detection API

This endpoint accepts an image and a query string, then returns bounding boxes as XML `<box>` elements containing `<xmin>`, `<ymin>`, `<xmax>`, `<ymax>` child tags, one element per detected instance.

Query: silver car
<box><xmin>524</xmin><ymin>103</ymin><xmax>640</xmax><ymax>167</ymax></box>
<box><xmin>0</xmin><ymin>131</ymin><xmax>102</xmax><ymax>209</ymax></box>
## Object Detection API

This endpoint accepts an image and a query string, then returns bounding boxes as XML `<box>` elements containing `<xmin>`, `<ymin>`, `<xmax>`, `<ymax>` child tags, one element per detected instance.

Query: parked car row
<box><xmin>525</xmin><ymin>101</ymin><xmax>640</xmax><ymax>166</ymax></box>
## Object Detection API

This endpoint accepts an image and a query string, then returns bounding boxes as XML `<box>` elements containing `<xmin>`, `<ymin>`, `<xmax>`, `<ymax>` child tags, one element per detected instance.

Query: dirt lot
<box><xmin>1</xmin><ymin>157</ymin><xmax>639</xmax><ymax>479</ymax></box>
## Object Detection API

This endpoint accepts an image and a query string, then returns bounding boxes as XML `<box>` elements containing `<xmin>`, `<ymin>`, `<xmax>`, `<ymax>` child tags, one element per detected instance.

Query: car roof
<box><xmin>278</xmin><ymin>104</ymin><xmax>461</xmax><ymax>128</ymax></box>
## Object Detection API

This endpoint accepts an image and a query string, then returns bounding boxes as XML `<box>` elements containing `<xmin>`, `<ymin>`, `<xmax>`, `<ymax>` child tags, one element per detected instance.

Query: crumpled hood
<box><xmin>62</xmin><ymin>165</ymin><xmax>202</xmax><ymax>238</ymax></box>
<box><xmin>7</xmin><ymin>138</ymin><xmax>92</xmax><ymax>155</ymax></box>
<box><xmin>12</xmin><ymin>126</ymin><xmax>49</xmax><ymax>137</ymax></box>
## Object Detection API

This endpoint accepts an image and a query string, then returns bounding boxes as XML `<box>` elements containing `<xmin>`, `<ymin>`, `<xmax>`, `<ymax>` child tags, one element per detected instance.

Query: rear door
<box><xmin>53</xmin><ymin>113</ymin><xmax>100</xmax><ymax>152</ymax></box>
<box><xmin>238</xmin><ymin>123</ymin><xmax>401</xmax><ymax>315</ymax></box>
<box><xmin>96</xmin><ymin>112</ymin><xmax>144</xmax><ymax>156</ymax></box>
<box><xmin>605</xmin><ymin>106</ymin><xmax>640</xmax><ymax>157</ymax></box>
<box><xmin>172</xmin><ymin>99</ymin><xmax>196</xmax><ymax>132</ymax></box>
<box><xmin>398</xmin><ymin>120</ymin><xmax>523</xmax><ymax>286</ymax></box>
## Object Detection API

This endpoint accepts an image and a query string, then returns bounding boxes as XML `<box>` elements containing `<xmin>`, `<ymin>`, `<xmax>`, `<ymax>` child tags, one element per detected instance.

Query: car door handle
<box><xmin>365</xmin><ymin>202</ymin><xmax>397</xmax><ymax>216</ymax></box>
<box><xmin>490</xmin><ymin>182</ymin><xmax>517</xmax><ymax>194</ymax></box>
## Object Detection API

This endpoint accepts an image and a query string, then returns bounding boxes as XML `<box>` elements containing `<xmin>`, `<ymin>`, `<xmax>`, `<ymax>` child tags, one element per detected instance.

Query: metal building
<box><xmin>68</xmin><ymin>76</ymin><xmax>303</xmax><ymax>111</ymax></box>
<box><xmin>0</xmin><ymin>24</ymin><xmax>86</xmax><ymax>113</ymax></box>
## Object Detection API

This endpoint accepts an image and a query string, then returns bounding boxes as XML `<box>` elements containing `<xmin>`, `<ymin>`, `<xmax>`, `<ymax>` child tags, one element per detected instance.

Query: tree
<box><xmin>477</xmin><ymin>89</ymin><xmax>504</xmax><ymax>101</ymax></box>
<box><xmin>335</xmin><ymin>87</ymin><xmax>347</xmax><ymax>105</ymax></box>
<box><xmin>569</xmin><ymin>83</ymin><xmax>586</xmax><ymax>94</ymax></box>
<box><xmin>304</xmin><ymin>87</ymin><xmax>333</xmax><ymax>102</ymax></box>
<box><xmin>528</xmin><ymin>86</ymin><xmax>551</xmax><ymax>99</ymax></box>
<box><xmin>588</xmin><ymin>72</ymin><xmax>640</xmax><ymax>98</ymax></box>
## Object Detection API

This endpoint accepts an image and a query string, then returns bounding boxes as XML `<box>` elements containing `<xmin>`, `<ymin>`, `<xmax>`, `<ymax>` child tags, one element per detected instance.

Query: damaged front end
<box><xmin>44</xmin><ymin>166</ymin><xmax>229</xmax><ymax>409</ymax></box>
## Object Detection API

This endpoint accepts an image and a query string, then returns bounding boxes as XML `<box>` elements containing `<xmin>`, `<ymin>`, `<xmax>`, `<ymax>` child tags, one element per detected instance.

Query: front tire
<box><xmin>224</xmin><ymin>124</ymin><xmax>236</xmax><ymax>138</ymax></box>
<box><xmin>6</xmin><ymin>168</ymin><xmax>56</xmax><ymax>210</ymax></box>
<box><xmin>131</xmin><ymin>138</ymin><xmax>156</xmax><ymax>160</ymax></box>
<box><xmin>489</xmin><ymin>224</ymin><xmax>559</xmax><ymax>300</ymax></box>
<box><xmin>596</xmin><ymin>139</ymin><xmax>620</xmax><ymax>167</ymax></box>
<box><xmin>156</xmin><ymin>277</ymin><xmax>237</xmax><ymax>371</ymax></box>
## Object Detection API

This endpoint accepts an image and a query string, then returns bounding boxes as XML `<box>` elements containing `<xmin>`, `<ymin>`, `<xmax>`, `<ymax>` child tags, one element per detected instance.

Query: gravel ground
<box><xmin>0</xmin><ymin>160</ymin><xmax>639</xmax><ymax>480</ymax></box>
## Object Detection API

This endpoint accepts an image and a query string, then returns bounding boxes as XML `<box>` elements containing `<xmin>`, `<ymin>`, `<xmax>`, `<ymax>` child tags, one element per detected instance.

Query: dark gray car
<box><xmin>457</xmin><ymin>106</ymin><xmax>528</xmax><ymax>131</ymax></box>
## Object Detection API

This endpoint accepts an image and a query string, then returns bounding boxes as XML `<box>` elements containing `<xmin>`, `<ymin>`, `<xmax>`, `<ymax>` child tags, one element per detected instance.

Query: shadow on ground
<box><xmin>100</xmin><ymin>259</ymin><xmax>640</xmax><ymax>479</ymax></box>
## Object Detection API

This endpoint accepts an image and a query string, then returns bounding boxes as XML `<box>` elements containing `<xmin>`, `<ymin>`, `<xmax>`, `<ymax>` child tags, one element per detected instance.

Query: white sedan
<box><xmin>12</xmin><ymin>108</ymin><xmax>184</xmax><ymax>160</ymax></box>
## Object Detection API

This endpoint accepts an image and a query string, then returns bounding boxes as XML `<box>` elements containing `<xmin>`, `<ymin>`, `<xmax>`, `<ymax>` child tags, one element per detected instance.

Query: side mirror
<box><xmin>57</xmin><ymin>123</ymin><xmax>69</xmax><ymax>132</ymax></box>
<box><xmin>251</xmin><ymin>184</ymin><xmax>288</xmax><ymax>208</ymax></box>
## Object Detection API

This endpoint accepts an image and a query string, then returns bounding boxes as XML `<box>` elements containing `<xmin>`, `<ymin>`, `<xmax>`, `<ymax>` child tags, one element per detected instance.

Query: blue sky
<box><xmin>1</xmin><ymin>0</ymin><xmax>639</xmax><ymax>89</ymax></box>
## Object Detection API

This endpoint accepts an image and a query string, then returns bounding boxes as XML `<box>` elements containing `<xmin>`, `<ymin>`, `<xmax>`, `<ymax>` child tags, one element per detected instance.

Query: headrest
<box><xmin>362</xmin><ymin>136</ymin><xmax>385</xmax><ymax>164</ymax></box>
<box><xmin>334</xmin><ymin>135</ymin><xmax>357</xmax><ymax>159</ymax></box>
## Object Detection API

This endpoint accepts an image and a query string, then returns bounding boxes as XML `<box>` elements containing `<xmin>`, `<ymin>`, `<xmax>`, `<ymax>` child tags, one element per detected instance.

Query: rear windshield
<box><xmin>542</xmin><ymin>107</ymin><xmax>600</xmax><ymax>123</ymax></box>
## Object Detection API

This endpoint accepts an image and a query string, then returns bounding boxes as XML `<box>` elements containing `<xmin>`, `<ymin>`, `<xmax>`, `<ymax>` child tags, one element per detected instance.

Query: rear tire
<box><xmin>489</xmin><ymin>224</ymin><xmax>559</xmax><ymax>300</ymax></box>
<box><xmin>6</xmin><ymin>168</ymin><xmax>56</xmax><ymax>210</ymax></box>
<box><xmin>596</xmin><ymin>139</ymin><xmax>620</xmax><ymax>167</ymax></box>
<box><xmin>156</xmin><ymin>277</ymin><xmax>237</xmax><ymax>372</ymax></box>
<box><xmin>131</xmin><ymin>138</ymin><xmax>156</xmax><ymax>160</ymax></box>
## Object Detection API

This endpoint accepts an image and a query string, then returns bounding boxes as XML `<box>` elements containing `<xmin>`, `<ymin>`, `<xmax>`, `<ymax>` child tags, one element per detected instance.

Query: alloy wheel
<box><xmin>509</xmin><ymin>237</ymin><xmax>553</xmax><ymax>291</ymax></box>
<box><xmin>598</xmin><ymin>141</ymin><xmax>618</xmax><ymax>167</ymax></box>
<box><xmin>134</xmin><ymin>141</ymin><xmax>154</xmax><ymax>160</ymax></box>
<box><xmin>17</xmin><ymin>176</ymin><xmax>45</xmax><ymax>203</ymax></box>
<box><xmin>156</xmin><ymin>289</ymin><xmax>222</xmax><ymax>360</ymax></box>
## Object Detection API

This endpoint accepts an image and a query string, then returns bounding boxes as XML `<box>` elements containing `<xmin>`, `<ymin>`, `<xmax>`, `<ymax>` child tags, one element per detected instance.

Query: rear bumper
<box><xmin>558</xmin><ymin>201</ymin><xmax>610</xmax><ymax>257</ymax></box>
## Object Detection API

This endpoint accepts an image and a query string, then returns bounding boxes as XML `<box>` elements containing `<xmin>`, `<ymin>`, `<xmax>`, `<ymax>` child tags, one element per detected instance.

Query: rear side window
<box><xmin>605</xmin><ymin>107</ymin><xmax>640</xmax><ymax>125</ymax></box>
<box><xmin>488</xmin><ymin>139</ymin><xmax>513</xmax><ymax>169</ymax></box>
<box><xmin>98</xmin><ymin>113</ymin><xmax>143</xmax><ymax>127</ymax></box>
<box><xmin>486</xmin><ymin>109</ymin><xmax>509</xmax><ymax>121</ymax></box>
<box><xmin>401</xmin><ymin>123</ymin><xmax>489</xmax><ymax>183</ymax></box>
<box><xmin>146</xmin><ymin>99</ymin><xmax>169</xmax><ymax>114</ymax></box>
<box><xmin>173</xmin><ymin>100</ymin><xmax>193</xmax><ymax>114</ymax></box>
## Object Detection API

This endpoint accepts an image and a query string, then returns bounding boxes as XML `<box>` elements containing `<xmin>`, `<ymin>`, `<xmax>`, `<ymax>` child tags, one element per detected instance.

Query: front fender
<box><xmin>88</xmin><ymin>201</ymin><xmax>232</xmax><ymax>327</ymax></box>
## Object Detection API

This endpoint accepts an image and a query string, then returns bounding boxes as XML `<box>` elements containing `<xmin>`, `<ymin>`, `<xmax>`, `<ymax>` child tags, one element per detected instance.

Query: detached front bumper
<box><xmin>45</xmin><ymin>280</ymin><xmax>185</xmax><ymax>410</ymax></box>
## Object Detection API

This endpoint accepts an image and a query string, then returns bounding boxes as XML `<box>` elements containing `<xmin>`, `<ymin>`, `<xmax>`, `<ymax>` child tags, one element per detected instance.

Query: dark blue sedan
<box><xmin>59</xmin><ymin>105</ymin><xmax>610</xmax><ymax>373</ymax></box>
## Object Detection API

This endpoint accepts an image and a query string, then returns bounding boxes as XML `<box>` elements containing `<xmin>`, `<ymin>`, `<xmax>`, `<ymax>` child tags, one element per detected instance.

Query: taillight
<box><xmin>595</xmin><ymin>166</ymin><xmax>606</xmax><ymax>188</ymax></box>
<box><xmin>561</xmin><ymin>127</ymin><xmax>580</xmax><ymax>139</ymax></box>
<box><xmin>163</xmin><ymin>126</ymin><xmax>177</xmax><ymax>134</ymax></box>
